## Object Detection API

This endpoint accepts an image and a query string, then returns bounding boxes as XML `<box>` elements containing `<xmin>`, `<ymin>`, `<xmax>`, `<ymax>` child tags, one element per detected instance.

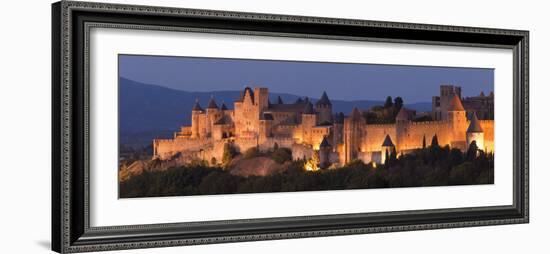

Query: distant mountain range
<box><xmin>119</xmin><ymin>78</ymin><xmax>431</xmax><ymax>147</ymax></box>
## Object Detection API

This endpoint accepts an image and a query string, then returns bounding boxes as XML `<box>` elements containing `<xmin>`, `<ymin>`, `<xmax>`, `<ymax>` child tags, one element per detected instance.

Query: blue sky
<box><xmin>119</xmin><ymin>54</ymin><xmax>494</xmax><ymax>103</ymax></box>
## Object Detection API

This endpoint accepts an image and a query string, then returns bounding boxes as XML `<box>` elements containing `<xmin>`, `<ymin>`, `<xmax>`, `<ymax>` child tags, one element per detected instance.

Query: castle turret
<box><xmin>259</xmin><ymin>112</ymin><xmax>273</xmax><ymax>143</ymax></box>
<box><xmin>234</xmin><ymin>87</ymin><xmax>259</xmax><ymax>138</ymax></box>
<box><xmin>395</xmin><ymin>107</ymin><xmax>414</xmax><ymax>151</ymax></box>
<box><xmin>343</xmin><ymin>108</ymin><xmax>364</xmax><ymax>164</ymax></box>
<box><xmin>242</xmin><ymin>87</ymin><xmax>254</xmax><ymax>104</ymax></box>
<box><xmin>302</xmin><ymin>101</ymin><xmax>316</xmax><ymax>126</ymax></box>
<box><xmin>447</xmin><ymin>94</ymin><xmax>465</xmax><ymax>120</ymax></box>
<box><xmin>254</xmin><ymin>87</ymin><xmax>269</xmax><ymax>112</ymax></box>
<box><xmin>432</xmin><ymin>85</ymin><xmax>462</xmax><ymax>120</ymax></box>
<box><xmin>466</xmin><ymin>113</ymin><xmax>484</xmax><ymax>151</ymax></box>
<box><xmin>301</xmin><ymin>102</ymin><xmax>317</xmax><ymax>144</ymax></box>
<box><xmin>205</xmin><ymin>96</ymin><xmax>220</xmax><ymax>137</ymax></box>
<box><xmin>447</xmin><ymin>94</ymin><xmax>468</xmax><ymax>150</ymax></box>
<box><xmin>206</xmin><ymin>96</ymin><xmax>219</xmax><ymax>112</ymax></box>
<box><xmin>319</xmin><ymin>136</ymin><xmax>332</xmax><ymax>169</ymax></box>
<box><xmin>332</xmin><ymin>112</ymin><xmax>345</xmax><ymax>148</ymax></box>
<box><xmin>191</xmin><ymin>99</ymin><xmax>203</xmax><ymax>138</ymax></box>
<box><xmin>220</xmin><ymin>101</ymin><xmax>228</xmax><ymax>111</ymax></box>
<box><xmin>381</xmin><ymin>134</ymin><xmax>395</xmax><ymax>164</ymax></box>
<box><xmin>315</xmin><ymin>91</ymin><xmax>333</xmax><ymax>125</ymax></box>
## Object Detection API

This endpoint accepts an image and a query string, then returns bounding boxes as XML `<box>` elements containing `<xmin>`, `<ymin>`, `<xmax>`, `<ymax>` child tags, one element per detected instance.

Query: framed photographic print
<box><xmin>52</xmin><ymin>1</ymin><xmax>529</xmax><ymax>253</ymax></box>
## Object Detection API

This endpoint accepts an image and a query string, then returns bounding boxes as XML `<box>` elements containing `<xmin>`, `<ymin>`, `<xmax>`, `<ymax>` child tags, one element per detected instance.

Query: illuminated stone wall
<box><xmin>362</xmin><ymin>124</ymin><xmax>396</xmax><ymax>152</ymax></box>
<box><xmin>152</xmin><ymin>86</ymin><xmax>495</xmax><ymax>167</ymax></box>
<box><xmin>479</xmin><ymin>120</ymin><xmax>494</xmax><ymax>152</ymax></box>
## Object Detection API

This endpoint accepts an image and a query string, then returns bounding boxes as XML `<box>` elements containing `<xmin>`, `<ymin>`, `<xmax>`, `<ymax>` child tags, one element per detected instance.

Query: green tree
<box><xmin>431</xmin><ymin>134</ymin><xmax>439</xmax><ymax>147</ymax></box>
<box><xmin>390</xmin><ymin>147</ymin><xmax>398</xmax><ymax>163</ymax></box>
<box><xmin>449</xmin><ymin>162</ymin><xmax>477</xmax><ymax>185</ymax></box>
<box><xmin>466</xmin><ymin>141</ymin><xmax>478</xmax><ymax>161</ymax></box>
<box><xmin>394</xmin><ymin>97</ymin><xmax>404</xmax><ymax>110</ymax></box>
<box><xmin>384</xmin><ymin>96</ymin><xmax>393</xmax><ymax>108</ymax></box>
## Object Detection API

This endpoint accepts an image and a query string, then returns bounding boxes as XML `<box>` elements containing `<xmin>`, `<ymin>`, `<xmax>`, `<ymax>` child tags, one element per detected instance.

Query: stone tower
<box><xmin>319</xmin><ymin>136</ymin><xmax>332</xmax><ymax>169</ymax></box>
<box><xmin>254</xmin><ymin>87</ymin><xmax>269</xmax><ymax>112</ymax></box>
<box><xmin>332</xmin><ymin>112</ymin><xmax>345</xmax><ymax>150</ymax></box>
<box><xmin>259</xmin><ymin>112</ymin><xmax>273</xmax><ymax>143</ymax></box>
<box><xmin>447</xmin><ymin>94</ymin><xmax>467</xmax><ymax>149</ymax></box>
<box><xmin>234</xmin><ymin>87</ymin><xmax>259</xmax><ymax>138</ymax></box>
<box><xmin>205</xmin><ymin>96</ymin><xmax>220</xmax><ymax>137</ymax></box>
<box><xmin>301</xmin><ymin>102</ymin><xmax>316</xmax><ymax>144</ymax></box>
<box><xmin>315</xmin><ymin>91</ymin><xmax>333</xmax><ymax>124</ymax></box>
<box><xmin>191</xmin><ymin>99</ymin><xmax>203</xmax><ymax>138</ymax></box>
<box><xmin>433</xmin><ymin>85</ymin><xmax>462</xmax><ymax>120</ymax></box>
<box><xmin>343</xmin><ymin>108</ymin><xmax>364</xmax><ymax>164</ymax></box>
<box><xmin>395</xmin><ymin>107</ymin><xmax>413</xmax><ymax>151</ymax></box>
<box><xmin>381</xmin><ymin>134</ymin><xmax>395</xmax><ymax>164</ymax></box>
<box><xmin>466</xmin><ymin>113</ymin><xmax>484</xmax><ymax>151</ymax></box>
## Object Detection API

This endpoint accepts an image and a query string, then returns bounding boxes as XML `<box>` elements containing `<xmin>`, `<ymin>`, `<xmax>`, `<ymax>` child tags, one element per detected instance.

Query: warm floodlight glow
<box><xmin>304</xmin><ymin>151</ymin><xmax>320</xmax><ymax>171</ymax></box>
<box><xmin>304</xmin><ymin>160</ymin><xmax>319</xmax><ymax>171</ymax></box>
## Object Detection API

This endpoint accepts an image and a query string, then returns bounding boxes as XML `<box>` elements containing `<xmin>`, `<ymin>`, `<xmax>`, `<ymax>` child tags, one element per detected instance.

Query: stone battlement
<box><xmin>152</xmin><ymin>86</ymin><xmax>494</xmax><ymax>166</ymax></box>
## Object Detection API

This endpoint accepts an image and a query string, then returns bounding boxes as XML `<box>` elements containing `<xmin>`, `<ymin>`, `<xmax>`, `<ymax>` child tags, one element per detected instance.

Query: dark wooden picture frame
<box><xmin>52</xmin><ymin>1</ymin><xmax>529</xmax><ymax>253</ymax></box>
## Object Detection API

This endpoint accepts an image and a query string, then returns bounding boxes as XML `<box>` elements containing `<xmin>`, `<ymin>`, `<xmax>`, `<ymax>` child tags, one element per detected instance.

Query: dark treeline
<box><xmin>119</xmin><ymin>144</ymin><xmax>493</xmax><ymax>198</ymax></box>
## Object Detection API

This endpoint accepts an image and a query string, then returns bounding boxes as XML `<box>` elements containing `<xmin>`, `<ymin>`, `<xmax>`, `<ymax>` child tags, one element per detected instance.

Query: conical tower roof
<box><xmin>277</xmin><ymin>96</ymin><xmax>284</xmax><ymax>104</ymax></box>
<box><xmin>207</xmin><ymin>96</ymin><xmax>218</xmax><ymax>109</ymax></box>
<box><xmin>467</xmin><ymin>113</ymin><xmax>483</xmax><ymax>133</ymax></box>
<box><xmin>448</xmin><ymin>94</ymin><xmax>465</xmax><ymax>111</ymax></box>
<box><xmin>303</xmin><ymin>101</ymin><xmax>315</xmax><ymax>114</ymax></box>
<box><xmin>220</xmin><ymin>102</ymin><xmax>228</xmax><ymax>110</ymax></box>
<box><xmin>382</xmin><ymin>134</ymin><xmax>395</xmax><ymax>147</ymax></box>
<box><xmin>192</xmin><ymin>99</ymin><xmax>203</xmax><ymax>111</ymax></box>
<box><xmin>319</xmin><ymin>136</ymin><xmax>331</xmax><ymax>148</ymax></box>
<box><xmin>316</xmin><ymin>91</ymin><xmax>332</xmax><ymax>106</ymax></box>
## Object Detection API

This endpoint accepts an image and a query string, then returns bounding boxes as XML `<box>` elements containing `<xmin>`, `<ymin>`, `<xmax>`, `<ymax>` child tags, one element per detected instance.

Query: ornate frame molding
<box><xmin>52</xmin><ymin>1</ymin><xmax>529</xmax><ymax>253</ymax></box>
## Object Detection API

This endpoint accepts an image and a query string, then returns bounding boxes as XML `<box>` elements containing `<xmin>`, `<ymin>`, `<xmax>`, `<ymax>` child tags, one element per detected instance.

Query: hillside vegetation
<box><xmin>119</xmin><ymin>144</ymin><xmax>493</xmax><ymax>198</ymax></box>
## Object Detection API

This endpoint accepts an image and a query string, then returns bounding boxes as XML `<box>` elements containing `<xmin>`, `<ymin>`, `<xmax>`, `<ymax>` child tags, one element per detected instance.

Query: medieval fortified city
<box><xmin>119</xmin><ymin>81</ymin><xmax>495</xmax><ymax>198</ymax></box>
<box><xmin>152</xmin><ymin>85</ymin><xmax>494</xmax><ymax>170</ymax></box>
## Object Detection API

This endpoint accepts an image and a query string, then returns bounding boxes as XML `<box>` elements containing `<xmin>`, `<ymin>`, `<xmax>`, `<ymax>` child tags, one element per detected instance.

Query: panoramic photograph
<box><xmin>118</xmin><ymin>54</ymin><xmax>495</xmax><ymax>198</ymax></box>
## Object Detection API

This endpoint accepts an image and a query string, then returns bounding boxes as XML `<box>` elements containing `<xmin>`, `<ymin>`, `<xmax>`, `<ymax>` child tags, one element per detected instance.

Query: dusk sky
<box><xmin>119</xmin><ymin>54</ymin><xmax>494</xmax><ymax>103</ymax></box>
